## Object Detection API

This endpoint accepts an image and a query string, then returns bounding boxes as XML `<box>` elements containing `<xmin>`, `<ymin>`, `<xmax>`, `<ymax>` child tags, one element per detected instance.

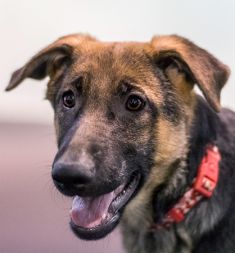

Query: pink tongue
<box><xmin>70</xmin><ymin>192</ymin><xmax>115</xmax><ymax>228</ymax></box>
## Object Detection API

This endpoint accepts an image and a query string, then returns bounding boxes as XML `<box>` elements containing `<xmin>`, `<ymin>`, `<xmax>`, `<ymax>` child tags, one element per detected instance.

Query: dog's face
<box><xmin>6</xmin><ymin>34</ymin><xmax>229</xmax><ymax>240</ymax></box>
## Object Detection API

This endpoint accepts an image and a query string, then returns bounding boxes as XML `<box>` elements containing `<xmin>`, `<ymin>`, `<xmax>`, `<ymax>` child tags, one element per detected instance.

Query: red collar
<box><xmin>151</xmin><ymin>145</ymin><xmax>221</xmax><ymax>230</ymax></box>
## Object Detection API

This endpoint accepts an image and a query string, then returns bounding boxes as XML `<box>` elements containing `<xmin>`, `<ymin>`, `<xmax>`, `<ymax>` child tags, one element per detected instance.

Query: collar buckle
<box><xmin>193</xmin><ymin>146</ymin><xmax>221</xmax><ymax>198</ymax></box>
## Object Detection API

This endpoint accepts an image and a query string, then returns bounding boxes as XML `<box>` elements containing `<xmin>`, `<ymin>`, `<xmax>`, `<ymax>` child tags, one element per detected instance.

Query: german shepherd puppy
<box><xmin>6</xmin><ymin>34</ymin><xmax>235</xmax><ymax>253</ymax></box>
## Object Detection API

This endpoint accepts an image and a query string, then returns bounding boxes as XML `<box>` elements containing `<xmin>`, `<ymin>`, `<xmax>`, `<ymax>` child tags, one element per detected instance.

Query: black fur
<box><xmin>154</xmin><ymin>67</ymin><xmax>182</xmax><ymax>124</ymax></box>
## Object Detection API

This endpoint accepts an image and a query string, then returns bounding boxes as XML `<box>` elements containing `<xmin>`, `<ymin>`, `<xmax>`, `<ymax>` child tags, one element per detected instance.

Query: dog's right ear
<box><xmin>151</xmin><ymin>35</ymin><xmax>230</xmax><ymax>112</ymax></box>
<box><xmin>5</xmin><ymin>34</ymin><xmax>94</xmax><ymax>91</ymax></box>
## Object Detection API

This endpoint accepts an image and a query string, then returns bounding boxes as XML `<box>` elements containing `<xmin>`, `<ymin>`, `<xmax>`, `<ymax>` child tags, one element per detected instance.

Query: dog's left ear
<box><xmin>151</xmin><ymin>35</ymin><xmax>230</xmax><ymax>112</ymax></box>
<box><xmin>5</xmin><ymin>34</ymin><xmax>95</xmax><ymax>91</ymax></box>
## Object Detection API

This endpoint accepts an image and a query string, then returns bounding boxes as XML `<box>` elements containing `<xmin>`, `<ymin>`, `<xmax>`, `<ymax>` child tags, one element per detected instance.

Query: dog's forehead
<box><xmin>71</xmin><ymin>41</ymin><xmax>154</xmax><ymax>82</ymax></box>
<box><xmin>74</xmin><ymin>39</ymin><xmax>150</xmax><ymax>57</ymax></box>
<box><xmin>65</xmin><ymin>40</ymin><xmax>161</xmax><ymax>98</ymax></box>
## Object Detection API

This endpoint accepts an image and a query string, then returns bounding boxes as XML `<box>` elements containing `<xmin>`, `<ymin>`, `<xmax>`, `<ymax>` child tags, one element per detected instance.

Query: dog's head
<box><xmin>6</xmin><ymin>34</ymin><xmax>229</xmax><ymax>239</ymax></box>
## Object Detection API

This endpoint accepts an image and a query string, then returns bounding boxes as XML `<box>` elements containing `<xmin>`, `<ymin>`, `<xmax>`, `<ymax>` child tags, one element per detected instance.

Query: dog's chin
<box><xmin>70</xmin><ymin>213</ymin><xmax>120</xmax><ymax>240</ymax></box>
<box><xmin>69</xmin><ymin>172</ymin><xmax>141</xmax><ymax>240</ymax></box>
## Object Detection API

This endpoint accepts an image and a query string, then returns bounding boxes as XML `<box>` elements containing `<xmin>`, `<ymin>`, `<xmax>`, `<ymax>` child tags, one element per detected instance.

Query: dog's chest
<box><xmin>121</xmin><ymin>225</ymin><xmax>192</xmax><ymax>253</ymax></box>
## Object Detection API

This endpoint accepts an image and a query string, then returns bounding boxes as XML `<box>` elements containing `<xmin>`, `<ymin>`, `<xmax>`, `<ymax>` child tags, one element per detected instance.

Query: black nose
<box><xmin>52</xmin><ymin>160</ymin><xmax>94</xmax><ymax>196</ymax></box>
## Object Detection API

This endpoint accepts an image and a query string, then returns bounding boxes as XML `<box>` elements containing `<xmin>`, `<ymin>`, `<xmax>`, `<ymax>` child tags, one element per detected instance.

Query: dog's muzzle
<box><xmin>52</xmin><ymin>151</ymin><xmax>141</xmax><ymax>239</ymax></box>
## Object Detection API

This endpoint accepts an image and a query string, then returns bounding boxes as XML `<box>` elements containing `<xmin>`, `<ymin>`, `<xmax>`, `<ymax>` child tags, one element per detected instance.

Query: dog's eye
<box><xmin>62</xmin><ymin>90</ymin><xmax>76</xmax><ymax>108</ymax></box>
<box><xmin>126</xmin><ymin>95</ymin><xmax>145</xmax><ymax>111</ymax></box>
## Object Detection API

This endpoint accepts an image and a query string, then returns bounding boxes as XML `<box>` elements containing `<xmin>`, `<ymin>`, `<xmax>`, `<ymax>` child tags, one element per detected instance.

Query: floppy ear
<box><xmin>151</xmin><ymin>35</ymin><xmax>230</xmax><ymax>112</ymax></box>
<box><xmin>5</xmin><ymin>34</ymin><xmax>94</xmax><ymax>91</ymax></box>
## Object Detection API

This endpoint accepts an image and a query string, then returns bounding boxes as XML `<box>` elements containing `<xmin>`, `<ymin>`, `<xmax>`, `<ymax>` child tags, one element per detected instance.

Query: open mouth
<box><xmin>69</xmin><ymin>172</ymin><xmax>141</xmax><ymax>240</ymax></box>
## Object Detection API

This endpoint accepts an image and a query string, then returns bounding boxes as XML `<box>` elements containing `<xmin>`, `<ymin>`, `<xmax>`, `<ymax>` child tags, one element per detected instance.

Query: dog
<box><xmin>6</xmin><ymin>34</ymin><xmax>235</xmax><ymax>253</ymax></box>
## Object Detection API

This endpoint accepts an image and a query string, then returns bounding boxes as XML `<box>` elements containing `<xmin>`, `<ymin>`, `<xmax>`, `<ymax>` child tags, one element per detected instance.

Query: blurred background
<box><xmin>0</xmin><ymin>0</ymin><xmax>235</xmax><ymax>252</ymax></box>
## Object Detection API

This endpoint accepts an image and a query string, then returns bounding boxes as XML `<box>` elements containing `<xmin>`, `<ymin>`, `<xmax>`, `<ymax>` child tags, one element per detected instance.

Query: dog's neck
<box><xmin>121</xmin><ymin>97</ymin><xmax>226</xmax><ymax>253</ymax></box>
<box><xmin>152</xmin><ymin>96</ymin><xmax>219</xmax><ymax>225</ymax></box>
